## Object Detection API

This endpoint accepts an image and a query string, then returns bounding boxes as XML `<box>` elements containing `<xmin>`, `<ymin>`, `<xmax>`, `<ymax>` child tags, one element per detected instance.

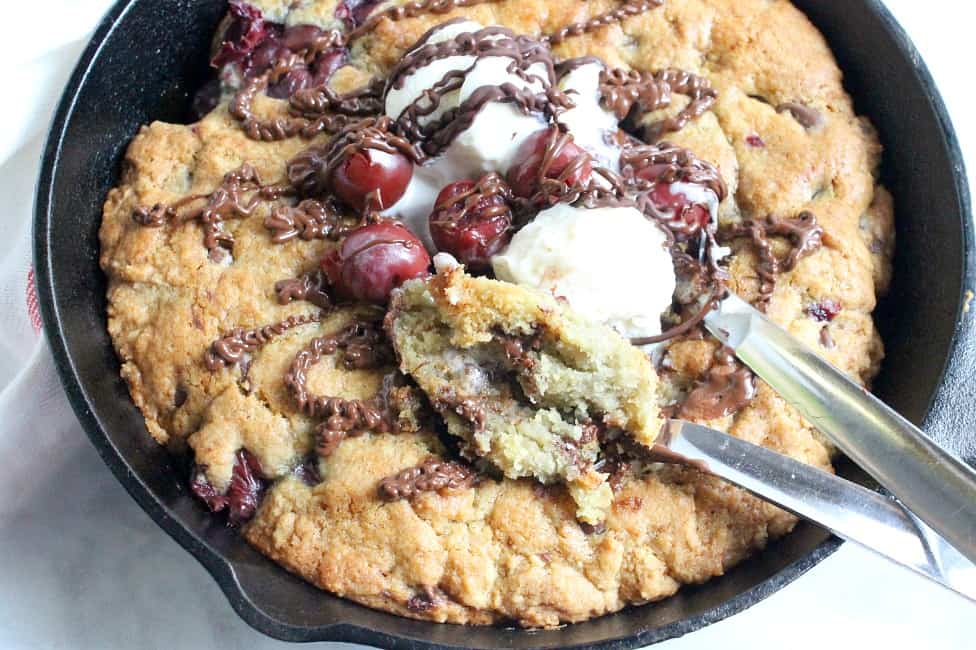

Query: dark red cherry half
<box><xmin>507</xmin><ymin>127</ymin><xmax>592</xmax><ymax>198</ymax></box>
<box><xmin>212</xmin><ymin>1</ymin><xmax>269</xmax><ymax>68</ymax></box>
<box><xmin>647</xmin><ymin>181</ymin><xmax>712</xmax><ymax>236</ymax></box>
<box><xmin>322</xmin><ymin>222</ymin><xmax>430</xmax><ymax>304</ymax></box>
<box><xmin>429</xmin><ymin>180</ymin><xmax>513</xmax><ymax>271</ymax></box>
<box><xmin>332</xmin><ymin>149</ymin><xmax>413</xmax><ymax>213</ymax></box>
<box><xmin>189</xmin><ymin>448</ymin><xmax>266</xmax><ymax>526</ymax></box>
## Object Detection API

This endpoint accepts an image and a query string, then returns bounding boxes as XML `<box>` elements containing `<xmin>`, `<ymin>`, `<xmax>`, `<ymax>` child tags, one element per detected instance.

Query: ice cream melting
<box><xmin>492</xmin><ymin>203</ymin><xmax>676</xmax><ymax>339</ymax></box>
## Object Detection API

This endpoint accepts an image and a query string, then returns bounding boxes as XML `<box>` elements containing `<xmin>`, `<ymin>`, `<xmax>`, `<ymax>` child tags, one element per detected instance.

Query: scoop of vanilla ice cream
<box><xmin>557</xmin><ymin>62</ymin><xmax>622</xmax><ymax>171</ymax></box>
<box><xmin>382</xmin><ymin>22</ymin><xmax>551</xmax><ymax>247</ymax></box>
<box><xmin>384</xmin><ymin>20</ymin><xmax>482</xmax><ymax>124</ymax></box>
<box><xmin>448</xmin><ymin>54</ymin><xmax>548</xmax><ymax>175</ymax></box>
<box><xmin>492</xmin><ymin>203</ymin><xmax>675</xmax><ymax>338</ymax></box>
<box><xmin>385</xmin><ymin>55</ymin><xmax>475</xmax><ymax>126</ymax></box>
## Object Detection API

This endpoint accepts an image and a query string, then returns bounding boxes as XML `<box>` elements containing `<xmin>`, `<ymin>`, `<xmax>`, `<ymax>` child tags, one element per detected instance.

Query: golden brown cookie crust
<box><xmin>100</xmin><ymin>0</ymin><xmax>892</xmax><ymax>628</ymax></box>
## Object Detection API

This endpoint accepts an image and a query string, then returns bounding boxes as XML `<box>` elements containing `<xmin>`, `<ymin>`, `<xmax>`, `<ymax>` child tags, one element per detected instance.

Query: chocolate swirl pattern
<box><xmin>282</xmin><ymin>320</ymin><xmax>403</xmax><ymax>458</ymax></box>
<box><xmin>599</xmin><ymin>68</ymin><xmax>718</xmax><ymax>140</ymax></box>
<box><xmin>132</xmin><ymin>164</ymin><xmax>292</xmax><ymax>260</ymax></box>
<box><xmin>378</xmin><ymin>457</ymin><xmax>478</xmax><ymax>500</ymax></box>
<box><xmin>544</xmin><ymin>0</ymin><xmax>664</xmax><ymax>45</ymax></box>
<box><xmin>720</xmin><ymin>212</ymin><xmax>824</xmax><ymax>306</ymax></box>
<box><xmin>204</xmin><ymin>312</ymin><xmax>323</xmax><ymax>371</ymax></box>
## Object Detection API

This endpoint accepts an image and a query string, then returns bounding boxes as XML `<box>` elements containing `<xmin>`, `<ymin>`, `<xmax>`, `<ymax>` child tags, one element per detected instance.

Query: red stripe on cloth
<box><xmin>26</xmin><ymin>266</ymin><xmax>42</xmax><ymax>333</ymax></box>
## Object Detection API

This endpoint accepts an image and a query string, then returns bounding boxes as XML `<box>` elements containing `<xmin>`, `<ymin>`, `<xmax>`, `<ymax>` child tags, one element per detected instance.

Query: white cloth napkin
<box><xmin>0</xmin><ymin>1</ymin><xmax>971</xmax><ymax>648</ymax></box>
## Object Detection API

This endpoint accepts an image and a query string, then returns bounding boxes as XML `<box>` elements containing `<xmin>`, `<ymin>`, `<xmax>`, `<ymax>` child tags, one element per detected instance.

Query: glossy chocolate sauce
<box><xmin>600</xmin><ymin>67</ymin><xmax>717</xmax><ymax>140</ymax></box>
<box><xmin>678</xmin><ymin>346</ymin><xmax>757</xmax><ymax>421</ymax></box>
<box><xmin>347</xmin><ymin>0</ymin><xmax>504</xmax><ymax>41</ymax></box>
<box><xmin>263</xmin><ymin>198</ymin><xmax>356</xmax><ymax>243</ymax></box>
<box><xmin>389</xmin><ymin>26</ymin><xmax>561</xmax><ymax>156</ymax></box>
<box><xmin>204</xmin><ymin>312</ymin><xmax>323</xmax><ymax>371</ymax></box>
<box><xmin>719</xmin><ymin>211</ymin><xmax>824</xmax><ymax>307</ymax></box>
<box><xmin>182</xmin><ymin>3</ymin><xmax>833</xmax><ymax>516</ymax></box>
<box><xmin>132</xmin><ymin>164</ymin><xmax>292</xmax><ymax>259</ymax></box>
<box><xmin>378</xmin><ymin>456</ymin><xmax>478</xmax><ymax>500</ymax></box>
<box><xmin>544</xmin><ymin>0</ymin><xmax>663</xmax><ymax>46</ymax></box>
<box><xmin>274</xmin><ymin>269</ymin><xmax>334</xmax><ymax>310</ymax></box>
<box><xmin>281</xmin><ymin>319</ymin><xmax>397</xmax><ymax>453</ymax></box>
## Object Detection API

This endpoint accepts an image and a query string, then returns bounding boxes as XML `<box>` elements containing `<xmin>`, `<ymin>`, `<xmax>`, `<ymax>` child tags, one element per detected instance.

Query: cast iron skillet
<box><xmin>34</xmin><ymin>0</ymin><xmax>975</xmax><ymax>647</ymax></box>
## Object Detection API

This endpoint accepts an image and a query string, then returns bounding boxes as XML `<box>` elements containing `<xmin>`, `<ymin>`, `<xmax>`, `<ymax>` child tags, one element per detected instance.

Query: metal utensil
<box><xmin>660</xmin><ymin>419</ymin><xmax>976</xmax><ymax>602</ymax></box>
<box><xmin>703</xmin><ymin>293</ymin><xmax>976</xmax><ymax>569</ymax></box>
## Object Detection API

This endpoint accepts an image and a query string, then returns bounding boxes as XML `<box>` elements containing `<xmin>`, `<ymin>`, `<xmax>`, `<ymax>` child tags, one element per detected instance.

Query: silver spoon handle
<box><xmin>664</xmin><ymin>420</ymin><xmax>976</xmax><ymax>602</ymax></box>
<box><xmin>704</xmin><ymin>294</ymin><xmax>976</xmax><ymax>566</ymax></box>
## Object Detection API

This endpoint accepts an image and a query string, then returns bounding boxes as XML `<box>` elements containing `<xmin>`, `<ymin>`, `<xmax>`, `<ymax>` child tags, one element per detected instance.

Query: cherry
<box><xmin>212</xmin><ymin>1</ymin><xmax>268</xmax><ymax>68</ymax></box>
<box><xmin>507</xmin><ymin>127</ymin><xmax>592</xmax><ymax>198</ymax></box>
<box><xmin>429</xmin><ymin>179</ymin><xmax>512</xmax><ymax>271</ymax></box>
<box><xmin>283</xmin><ymin>24</ymin><xmax>325</xmax><ymax>51</ymax></box>
<box><xmin>189</xmin><ymin>448</ymin><xmax>266</xmax><ymax>526</ymax></box>
<box><xmin>746</xmin><ymin>134</ymin><xmax>766</xmax><ymax>148</ymax></box>
<box><xmin>335</xmin><ymin>0</ymin><xmax>383</xmax><ymax>29</ymax></box>
<box><xmin>806</xmin><ymin>299</ymin><xmax>842</xmax><ymax>322</ymax></box>
<box><xmin>322</xmin><ymin>222</ymin><xmax>430</xmax><ymax>304</ymax></box>
<box><xmin>248</xmin><ymin>39</ymin><xmax>289</xmax><ymax>76</ymax></box>
<box><xmin>332</xmin><ymin>148</ymin><xmax>413</xmax><ymax>212</ymax></box>
<box><xmin>646</xmin><ymin>181</ymin><xmax>712</xmax><ymax>237</ymax></box>
<box><xmin>310</xmin><ymin>48</ymin><xmax>348</xmax><ymax>87</ymax></box>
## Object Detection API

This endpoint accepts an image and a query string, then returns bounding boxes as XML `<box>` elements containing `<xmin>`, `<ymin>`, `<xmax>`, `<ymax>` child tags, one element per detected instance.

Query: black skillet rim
<box><xmin>33</xmin><ymin>0</ymin><xmax>974</xmax><ymax>647</ymax></box>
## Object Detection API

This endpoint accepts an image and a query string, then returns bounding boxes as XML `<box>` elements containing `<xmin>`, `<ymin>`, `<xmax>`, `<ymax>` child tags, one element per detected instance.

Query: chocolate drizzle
<box><xmin>230</xmin><ymin>56</ymin><xmax>317</xmax><ymax>140</ymax></box>
<box><xmin>290</xmin><ymin>77</ymin><xmax>386</xmax><ymax>117</ymax></box>
<box><xmin>620</xmin><ymin>142</ymin><xmax>727</xmax><ymax>201</ymax></box>
<box><xmin>378</xmin><ymin>457</ymin><xmax>478</xmax><ymax>500</ymax></box>
<box><xmin>544</xmin><ymin>0</ymin><xmax>663</xmax><ymax>46</ymax></box>
<box><xmin>286</xmin><ymin>321</ymin><xmax>393</xmax><ymax>405</ymax></box>
<box><xmin>388</xmin><ymin>26</ymin><xmax>561</xmax><ymax>156</ymax></box>
<box><xmin>719</xmin><ymin>212</ymin><xmax>824</xmax><ymax>306</ymax></box>
<box><xmin>179</xmin><ymin>6</ymin><xmax>835</xmax><ymax>520</ymax></box>
<box><xmin>264</xmin><ymin>198</ymin><xmax>355</xmax><ymax>243</ymax></box>
<box><xmin>275</xmin><ymin>270</ymin><xmax>334</xmax><ymax>310</ymax></box>
<box><xmin>600</xmin><ymin>68</ymin><xmax>717</xmax><ymax>140</ymax></box>
<box><xmin>132</xmin><ymin>164</ymin><xmax>292</xmax><ymax>259</ymax></box>
<box><xmin>678</xmin><ymin>347</ymin><xmax>757</xmax><ymax>421</ymax></box>
<box><xmin>347</xmin><ymin>0</ymin><xmax>504</xmax><ymax>41</ymax></box>
<box><xmin>280</xmin><ymin>319</ymin><xmax>412</xmax><ymax>458</ymax></box>
<box><xmin>230</xmin><ymin>62</ymin><xmax>387</xmax><ymax>142</ymax></box>
<box><xmin>220</xmin><ymin>0</ymin><xmax>673</xmax><ymax>151</ymax></box>
<box><xmin>389</xmin><ymin>26</ymin><xmax>553</xmax><ymax>92</ymax></box>
<box><xmin>519</xmin><ymin>128</ymin><xmax>597</xmax><ymax>209</ymax></box>
<box><xmin>204</xmin><ymin>312</ymin><xmax>322</xmax><ymax>371</ymax></box>
<box><xmin>630</xmin><ymin>289</ymin><xmax>723</xmax><ymax>347</ymax></box>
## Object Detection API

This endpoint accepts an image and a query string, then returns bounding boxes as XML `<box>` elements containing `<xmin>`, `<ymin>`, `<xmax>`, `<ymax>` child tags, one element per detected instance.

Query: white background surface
<box><xmin>0</xmin><ymin>1</ymin><xmax>973</xmax><ymax>648</ymax></box>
